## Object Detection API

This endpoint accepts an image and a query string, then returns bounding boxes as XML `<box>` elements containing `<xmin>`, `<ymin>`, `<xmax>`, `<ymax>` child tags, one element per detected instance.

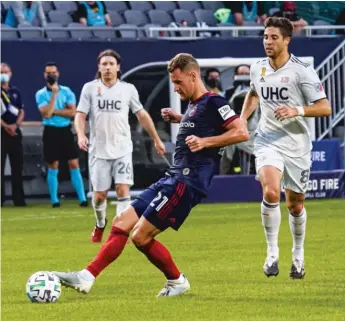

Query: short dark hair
<box><xmin>167</xmin><ymin>53</ymin><xmax>200</xmax><ymax>73</ymax></box>
<box><xmin>205</xmin><ymin>68</ymin><xmax>220</xmax><ymax>78</ymax></box>
<box><xmin>45</xmin><ymin>62</ymin><xmax>59</xmax><ymax>70</ymax></box>
<box><xmin>96</xmin><ymin>49</ymin><xmax>121</xmax><ymax>79</ymax></box>
<box><xmin>264</xmin><ymin>17</ymin><xmax>293</xmax><ymax>38</ymax></box>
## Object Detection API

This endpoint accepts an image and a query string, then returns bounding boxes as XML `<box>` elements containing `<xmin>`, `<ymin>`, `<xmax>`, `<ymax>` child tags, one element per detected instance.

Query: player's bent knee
<box><xmin>68</xmin><ymin>159</ymin><xmax>79</xmax><ymax>169</ymax></box>
<box><xmin>93</xmin><ymin>191</ymin><xmax>107</xmax><ymax>204</ymax></box>
<box><xmin>263</xmin><ymin>187</ymin><xmax>280</xmax><ymax>203</ymax></box>
<box><xmin>287</xmin><ymin>202</ymin><xmax>304</xmax><ymax>215</ymax></box>
<box><xmin>131</xmin><ymin>229</ymin><xmax>151</xmax><ymax>248</ymax></box>
<box><xmin>112</xmin><ymin>205</ymin><xmax>139</xmax><ymax>232</ymax></box>
<box><xmin>48</xmin><ymin>161</ymin><xmax>59</xmax><ymax>169</ymax></box>
<box><xmin>115</xmin><ymin>184</ymin><xmax>129</xmax><ymax>198</ymax></box>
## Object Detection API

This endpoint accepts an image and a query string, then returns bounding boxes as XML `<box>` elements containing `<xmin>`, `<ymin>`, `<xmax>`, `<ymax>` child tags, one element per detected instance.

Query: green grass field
<box><xmin>2</xmin><ymin>200</ymin><xmax>345</xmax><ymax>321</ymax></box>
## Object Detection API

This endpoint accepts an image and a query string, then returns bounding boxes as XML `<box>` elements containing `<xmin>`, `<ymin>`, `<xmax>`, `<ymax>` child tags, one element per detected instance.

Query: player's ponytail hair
<box><xmin>264</xmin><ymin>17</ymin><xmax>293</xmax><ymax>38</ymax></box>
<box><xmin>96</xmin><ymin>49</ymin><xmax>122</xmax><ymax>79</ymax></box>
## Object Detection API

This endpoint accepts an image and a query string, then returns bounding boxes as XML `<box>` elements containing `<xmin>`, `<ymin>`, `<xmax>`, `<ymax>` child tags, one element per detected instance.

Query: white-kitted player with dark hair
<box><xmin>241</xmin><ymin>17</ymin><xmax>331</xmax><ymax>279</ymax></box>
<box><xmin>75</xmin><ymin>49</ymin><xmax>165</xmax><ymax>243</ymax></box>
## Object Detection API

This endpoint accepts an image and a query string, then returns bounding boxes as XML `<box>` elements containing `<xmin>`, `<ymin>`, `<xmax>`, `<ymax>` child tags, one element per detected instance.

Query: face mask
<box><xmin>0</xmin><ymin>74</ymin><xmax>10</xmax><ymax>83</ymax></box>
<box><xmin>206</xmin><ymin>78</ymin><xmax>221</xmax><ymax>89</ymax></box>
<box><xmin>46</xmin><ymin>74</ymin><xmax>58</xmax><ymax>86</ymax></box>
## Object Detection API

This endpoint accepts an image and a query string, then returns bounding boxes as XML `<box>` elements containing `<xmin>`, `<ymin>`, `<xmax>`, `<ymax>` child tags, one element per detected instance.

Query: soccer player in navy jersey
<box><xmin>52</xmin><ymin>53</ymin><xmax>249</xmax><ymax>297</ymax></box>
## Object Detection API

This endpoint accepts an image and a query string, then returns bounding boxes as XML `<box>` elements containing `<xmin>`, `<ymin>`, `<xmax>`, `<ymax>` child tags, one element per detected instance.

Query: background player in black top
<box><xmin>52</xmin><ymin>53</ymin><xmax>248</xmax><ymax>297</ymax></box>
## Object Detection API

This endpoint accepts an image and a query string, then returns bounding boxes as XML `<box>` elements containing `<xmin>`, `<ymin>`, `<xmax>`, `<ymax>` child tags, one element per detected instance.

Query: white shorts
<box><xmin>89</xmin><ymin>153</ymin><xmax>134</xmax><ymax>192</ymax></box>
<box><xmin>254</xmin><ymin>144</ymin><xmax>311</xmax><ymax>194</ymax></box>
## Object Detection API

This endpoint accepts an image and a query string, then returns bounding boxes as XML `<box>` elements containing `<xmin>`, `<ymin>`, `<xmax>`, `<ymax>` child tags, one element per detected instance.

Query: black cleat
<box><xmin>290</xmin><ymin>259</ymin><xmax>305</xmax><ymax>279</ymax></box>
<box><xmin>80</xmin><ymin>201</ymin><xmax>88</xmax><ymax>207</ymax></box>
<box><xmin>263</xmin><ymin>256</ymin><xmax>279</xmax><ymax>277</ymax></box>
<box><xmin>52</xmin><ymin>202</ymin><xmax>61</xmax><ymax>208</ymax></box>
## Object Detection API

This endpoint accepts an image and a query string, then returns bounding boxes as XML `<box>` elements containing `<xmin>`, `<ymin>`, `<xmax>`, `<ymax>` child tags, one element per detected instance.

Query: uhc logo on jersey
<box><xmin>218</xmin><ymin>105</ymin><xmax>235</xmax><ymax>121</ymax></box>
<box><xmin>98</xmin><ymin>100</ymin><xmax>121</xmax><ymax>110</ymax></box>
<box><xmin>261</xmin><ymin>87</ymin><xmax>288</xmax><ymax>101</ymax></box>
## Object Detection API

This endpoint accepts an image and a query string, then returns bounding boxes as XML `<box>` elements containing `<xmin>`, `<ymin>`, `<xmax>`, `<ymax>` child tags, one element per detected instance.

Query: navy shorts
<box><xmin>131</xmin><ymin>176</ymin><xmax>203</xmax><ymax>231</ymax></box>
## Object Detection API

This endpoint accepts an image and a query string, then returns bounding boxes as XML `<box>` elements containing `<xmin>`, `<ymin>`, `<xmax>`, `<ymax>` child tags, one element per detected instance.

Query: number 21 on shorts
<box><xmin>150</xmin><ymin>192</ymin><xmax>169</xmax><ymax>211</ymax></box>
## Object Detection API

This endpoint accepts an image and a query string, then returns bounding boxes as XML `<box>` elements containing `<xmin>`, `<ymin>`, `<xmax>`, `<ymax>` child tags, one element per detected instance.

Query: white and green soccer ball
<box><xmin>26</xmin><ymin>271</ymin><xmax>62</xmax><ymax>303</ymax></box>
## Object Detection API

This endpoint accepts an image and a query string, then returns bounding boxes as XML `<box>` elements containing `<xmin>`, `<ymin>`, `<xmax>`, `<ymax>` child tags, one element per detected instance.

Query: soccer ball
<box><xmin>26</xmin><ymin>271</ymin><xmax>62</xmax><ymax>303</ymax></box>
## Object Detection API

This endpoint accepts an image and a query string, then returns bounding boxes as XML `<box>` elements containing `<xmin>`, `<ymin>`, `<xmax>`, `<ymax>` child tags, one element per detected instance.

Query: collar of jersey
<box><xmin>100</xmin><ymin>79</ymin><xmax>118</xmax><ymax>89</ymax></box>
<box><xmin>268</xmin><ymin>53</ymin><xmax>292</xmax><ymax>72</ymax></box>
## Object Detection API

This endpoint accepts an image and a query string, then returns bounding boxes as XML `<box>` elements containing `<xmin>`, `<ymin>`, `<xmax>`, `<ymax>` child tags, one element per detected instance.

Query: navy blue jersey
<box><xmin>168</xmin><ymin>92</ymin><xmax>239</xmax><ymax>195</ymax></box>
<box><xmin>1</xmin><ymin>85</ymin><xmax>23</xmax><ymax>125</ymax></box>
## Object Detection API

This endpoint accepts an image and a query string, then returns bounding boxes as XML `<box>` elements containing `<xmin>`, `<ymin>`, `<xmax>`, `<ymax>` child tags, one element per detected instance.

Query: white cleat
<box><xmin>157</xmin><ymin>274</ymin><xmax>190</xmax><ymax>297</ymax></box>
<box><xmin>52</xmin><ymin>271</ymin><xmax>94</xmax><ymax>294</ymax></box>
<box><xmin>263</xmin><ymin>255</ymin><xmax>279</xmax><ymax>277</ymax></box>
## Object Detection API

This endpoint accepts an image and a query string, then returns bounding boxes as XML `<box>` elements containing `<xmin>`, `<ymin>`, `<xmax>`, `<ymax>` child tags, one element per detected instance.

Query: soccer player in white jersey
<box><xmin>241</xmin><ymin>17</ymin><xmax>331</xmax><ymax>279</ymax></box>
<box><xmin>75</xmin><ymin>49</ymin><xmax>165</xmax><ymax>243</ymax></box>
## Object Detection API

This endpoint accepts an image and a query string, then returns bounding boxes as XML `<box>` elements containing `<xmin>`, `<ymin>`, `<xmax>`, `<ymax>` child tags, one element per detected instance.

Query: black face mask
<box><xmin>46</xmin><ymin>74</ymin><xmax>58</xmax><ymax>86</ymax></box>
<box><xmin>206</xmin><ymin>78</ymin><xmax>221</xmax><ymax>90</ymax></box>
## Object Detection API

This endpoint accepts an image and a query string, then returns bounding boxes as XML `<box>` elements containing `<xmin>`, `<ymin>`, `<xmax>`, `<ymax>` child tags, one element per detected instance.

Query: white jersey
<box><xmin>77</xmin><ymin>79</ymin><xmax>143</xmax><ymax>159</ymax></box>
<box><xmin>250</xmin><ymin>54</ymin><xmax>327</xmax><ymax>157</ymax></box>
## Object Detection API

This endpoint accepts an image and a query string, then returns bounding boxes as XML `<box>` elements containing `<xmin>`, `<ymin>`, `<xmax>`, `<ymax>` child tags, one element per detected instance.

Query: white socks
<box><xmin>116</xmin><ymin>197</ymin><xmax>131</xmax><ymax>217</ymax></box>
<box><xmin>289</xmin><ymin>208</ymin><xmax>307</xmax><ymax>260</ymax></box>
<box><xmin>261</xmin><ymin>199</ymin><xmax>281</xmax><ymax>257</ymax></box>
<box><xmin>92</xmin><ymin>197</ymin><xmax>107</xmax><ymax>228</ymax></box>
<box><xmin>81</xmin><ymin>269</ymin><xmax>95</xmax><ymax>281</ymax></box>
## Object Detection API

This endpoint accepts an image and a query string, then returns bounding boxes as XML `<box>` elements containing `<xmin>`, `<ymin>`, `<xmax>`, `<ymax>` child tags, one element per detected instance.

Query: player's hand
<box><xmin>154</xmin><ymin>139</ymin><xmax>165</xmax><ymax>156</ymax></box>
<box><xmin>185</xmin><ymin>135</ymin><xmax>205</xmax><ymax>152</ymax></box>
<box><xmin>78</xmin><ymin>135</ymin><xmax>89</xmax><ymax>151</ymax></box>
<box><xmin>274</xmin><ymin>106</ymin><xmax>298</xmax><ymax>121</ymax></box>
<box><xmin>51</xmin><ymin>83</ymin><xmax>59</xmax><ymax>94</ymax></box>
<box><xmin>161</xmin><ymin>108</ymin><xmax>180</xmax><ymax>123</ymax></box>
<box><xmin>4</xmin><ymin>124</ymin><xmax>17</xmax><ymax>136</ymax></box>
<box><xmin>4</xmin><ymin>127</ymin><xmax>17</xmax><ymax>136</ymax></box>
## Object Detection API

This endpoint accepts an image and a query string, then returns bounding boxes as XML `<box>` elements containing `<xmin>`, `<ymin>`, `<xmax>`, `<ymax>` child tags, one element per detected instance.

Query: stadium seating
<box><xmin>108</xmin><ymin>10</ymin><xmax>126</xmax><ymax>26</ymax></box>
<box><xmin>2</xmin><ymin>1</ymin><xmax>344</xmax><ymax>40</ymax></box>
<box><xmin>92</xmin><ymin>25</ymin><xmax>117</xmax><ymax>39</ymax></box>
<box><xmin>172</xmin><ymin>9</ymin><xmax>197</xmax><ymax>26</ymax></box>
<box><xmin>148</xmin><ymin>10</ymin><xmax>174</xmax><ymax>26</ymax></box>
<box><xmin>18</xmin><ymin>23</ymin><xmax>44</xmax><ymax>39</ymax></box>
<box><xmin>48</xmin><ymin>10</ymin><xmax>73</xmax><ymax>26</ymax></box>
<box><xmin>45</xmin><ymin>22</ymin><xmax>70</xmax><ymax>39</ymax></box>
<box><xmin>1</xmin><ymin>24</ymin><xmax>18</xmax><ymax>40</ymax></box>
<box><xmin>194</xmin><ymin>9</ymin><xmax>218</xmax><ymax>26</ymax></box>
<box><xmin>53</xmin><ymin>1</ymin><xmax>77</xmax><ymax>13</ymax></box>
<box><xmin>152</xmin><ymin>1</ymin><xmax>177</xmax><ymax>12</ymax></box>
<box><xmin>124</xmin><ymin>10</ymin><xmax>150</xmax><ymax>26</ymax></box>
<box><xmin>177</xmin><ymin>1</ymin><xmax>202</xmax><ymax>11</ymax></box>
<box><xmin>68</xmin><ymin>22</ymin><xmax>93</xmax><ymax>39</ymax></box>
<box><xmin>129</xmin><ymin>1</ymin><xmax>153</xmax><ymax>13</ymax></box>
<box><xmin>104</xmin><ymin>1</ymin><xmax>128</xmax><ymax>14</ymax></box>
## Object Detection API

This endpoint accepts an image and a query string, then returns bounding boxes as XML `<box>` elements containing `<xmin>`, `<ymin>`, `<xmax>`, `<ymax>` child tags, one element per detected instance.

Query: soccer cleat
<box><xmin>263</xmin><ymin>255</ymin><xmax>279</xmax><ymax>277</ymax></box>
<box><xmin>290</xmin><ymin>258</ymin><xmax>305</xmax><ymax>279</ymax></box>
<box><xmin>156</xmin><ymin>274</ymin><xmax>190</xmax><ymax>297</ymax></box>
<box><xmin>91</xmin><ymin>218</ymin><xmax>107</xmax><ymax>243</ymax></box>
<box><xmin>80</xmin><ymin>201</ymin><xmax>88</xmax><ymax>207</ymax></box>
<box><xmin>52</xmin><ymin>271</ymin><xmax>94</xmax><ymax>294</ymax></box>
<box><xmin>52</xmin><ymin>202</ymin><xmax>60</xmax><ymax>208</ymax></box>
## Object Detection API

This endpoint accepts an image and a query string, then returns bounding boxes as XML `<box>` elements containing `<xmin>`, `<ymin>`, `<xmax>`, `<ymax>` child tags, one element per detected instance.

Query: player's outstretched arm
<box><xmin>186</xmin><ymin>118</ymin><xmax>249</xmax><ymax>152</ymax></box>
<box><xmin>136</xmin><ymin>109</ymin><xmax>165</xmax><ymax>155</ymax></box>
<box><xmin>240</xmin><ymin>90</ymin><xmax>259</xmax><ymax>123</ymax></box>
<box><xmin>74</xmin><ymin>111</ymin><xmax>88</xmax><ymax>151</ymax></box>
<box><xmin>161</xmin><ymin>108</ymin><xmax>183</xmax><ymax>123</ymax></box>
